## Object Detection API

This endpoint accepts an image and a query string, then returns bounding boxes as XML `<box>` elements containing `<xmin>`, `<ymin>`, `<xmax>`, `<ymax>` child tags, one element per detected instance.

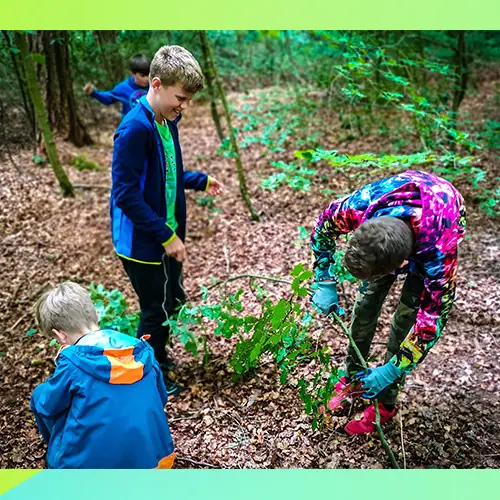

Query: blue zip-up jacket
<box><xmin>91</xmin><ymin>76</ymin><xmax>149</xmax><ymax>117</ymax></box>
<box><xmin>30</xmin><ymin>330</ymin><xmax>175</xmax><ymax>469</ymax></box>
<box><xmin>111</xmin><ymin>96</ymin><xmax>208</xmax><ymax>264</ymax></box>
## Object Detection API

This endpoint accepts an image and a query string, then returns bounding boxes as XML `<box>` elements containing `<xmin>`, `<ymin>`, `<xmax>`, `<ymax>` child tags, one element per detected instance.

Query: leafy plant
<box><xmin>89</xmin><ymin>283</ymin><xmax>139</xmax><ymax>336</ymax></box>
<box><xmin>166</xmin><ymin>264</ymin><xmax>346</xmax><ymax>428</ymax></box>
<box><xmin>71</xmin><ymin>154</ymin><xmax>104</xmax><ymax>172</ymax></box>
<box><xmin>32</xmin><ymin>155</ymin><xmax>47</xmax><ymax>165</ymax></box>
<box><xmin>195</xmin><ymin>195</ymin><xmax>223</xmax><ymax>220</ymax></box>
<box><xmin>261</xmin><ymin>161</ymin><xmax>316</xmax><ymax>192</ymax></box>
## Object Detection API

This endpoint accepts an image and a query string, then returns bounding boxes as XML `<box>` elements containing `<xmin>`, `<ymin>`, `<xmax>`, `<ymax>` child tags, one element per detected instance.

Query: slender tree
<box><xmin>41</xmin><ymin>30</ymin><xmax>93</xmax><ymax>147</ymax></box>
<box><xmin>14</xmin><ymin>31</ymin><xmax>74</xmax><ymax>197</ymax></box>
<box><xmin>200</xmin><ymin>30</ymin><xmax>260</xmax><ymax>222</ymax></box>
<box><xmin>199</xmin><ymin>31</ymin><xmax>224</xmax><ymax>142</ymax></box>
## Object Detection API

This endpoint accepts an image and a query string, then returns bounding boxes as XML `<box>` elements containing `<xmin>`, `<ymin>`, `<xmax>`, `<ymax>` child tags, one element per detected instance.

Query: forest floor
<box><xmin>1</xmin><ymin>80</ymin><xmax>499</xmax><ymax>469</ymax></box>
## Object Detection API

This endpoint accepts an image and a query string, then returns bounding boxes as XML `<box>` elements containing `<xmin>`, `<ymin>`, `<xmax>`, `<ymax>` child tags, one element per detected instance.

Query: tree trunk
<box><xmin>198</xmin><ymin>31</ymin><xmax>224</xmax><ymax>142</ymax></box>
<box><xmin>41</xmin><ymin>31</ymin><xmax>93</xmax><ymax>147</ymax></box>
<box><xmin>199</xmin><ymin>30</ymin><xmax>260</xmax><ymax>222</ymax></box>
<box><xmin>41</xmin><ymin>31</ymin><xmax>66</xmax><ymax>132</ymax></box>
<box><xmin>59</xmin><ymin>32</ymin><xmax>94</xmax><ymax>146</ymax></box>
<box><xmin>94</xmin><ymin>30</ymin><xmax>123</xmax><ymax>86</ymax></box>
<box><xmin>14</xmin><ymin>31</ymin><xmax>74</xmax><ymax>197</ymax></box>
<box><xmin>452</xmin><ymin>30</ymin><xmax>468</xmax><ymax>116</ymax></box>
<box><xmin>2</xmin><ymin>30</ymin><xmax>35</xmax><ymax>135</ymax></box>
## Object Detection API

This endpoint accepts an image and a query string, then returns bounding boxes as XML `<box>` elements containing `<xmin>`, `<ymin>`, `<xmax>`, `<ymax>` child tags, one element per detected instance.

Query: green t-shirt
<box><xmin>155</xmin><ymin>120</ymin><xmax>178</xmax><ymax>233</ymax></box>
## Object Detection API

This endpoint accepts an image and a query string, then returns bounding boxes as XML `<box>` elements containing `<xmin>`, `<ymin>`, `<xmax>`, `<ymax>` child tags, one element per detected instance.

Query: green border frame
<box><xmin>1</xmin><ymin>470</ymin><xmax>499</xmax><ymax>498</ymax></box>
<box><xmin>1</xmin><ymin>3</ymin><xmax>499</xmax><ymax>495</ymax></box>
<box><xmin>1</xmin><ymin>0</ymin><xmax>500</xmax><ymax>29</ymax></box>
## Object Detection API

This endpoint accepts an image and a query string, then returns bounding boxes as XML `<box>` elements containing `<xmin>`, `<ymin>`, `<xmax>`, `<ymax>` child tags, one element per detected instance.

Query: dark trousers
<box><xmin>346</xmin><ymin>273</ymin><xmax>425</xmax><ymax>406</ymax></box>
<box><xmin>120</xmin><ymin>255</ymin><xmax>185</xmax><ymax>364</ymax></box>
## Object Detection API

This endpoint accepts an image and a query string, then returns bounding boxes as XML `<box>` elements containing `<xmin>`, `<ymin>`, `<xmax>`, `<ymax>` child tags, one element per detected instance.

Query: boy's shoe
<box><xmin>160</xmin><ymin>361</ymin><xmax>185</xmax><ymax>397</ymax></box>
<box><xmin>163</xmin><ymin>378</ymin><xmax>186</xmax><ymax>397</ymax></box>
<box><xmin>344</xmin><ymin>403</ymin><xmax>396</xmax><ymax>435</ymax></box>
<box><xmin>162</xmin><ymin>357</ymin><xmax>177</xmax><ymax>371</ymax></box>
<box><xmin>320</xmin><ymin>376</ymin><xmax>364</xmax><ymax>414</ymax></box>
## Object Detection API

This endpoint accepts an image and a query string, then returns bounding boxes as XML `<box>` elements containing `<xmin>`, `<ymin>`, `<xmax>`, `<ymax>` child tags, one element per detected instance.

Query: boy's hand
<box><xmin>311</xmin><ymin>281</ymin><xmax>342</xmax><ymax>315</ymax></box>
<box><xmin>354</xmin><ymin>362</ymin><xmax>403</xmax><ymax>399</ymax></box>
<box><xmin>163</xmin><ymin>235</ymin><xmax>186</xmax><ymax>262</ymax></box>
<box><xmin>83</xmin><ymin>83</ymin><xmax>95</xmax><ymax>95</ymax></box>
<box><xmin>207</xmin><ymin>177</ymin><xmax>223</xmax><ymax>196</ymax></box>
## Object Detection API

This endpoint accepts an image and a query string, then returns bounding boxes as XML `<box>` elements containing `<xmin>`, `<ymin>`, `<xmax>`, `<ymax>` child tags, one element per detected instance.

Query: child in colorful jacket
<box><xmin>30</xmin><ymin>282</ymin><xmax>175</xmax><ymax>469</ymax></box>
<box><xmin>311</xmin><ymin>170</ymin><xmax>466</xmax><ymax>434</ymax></box>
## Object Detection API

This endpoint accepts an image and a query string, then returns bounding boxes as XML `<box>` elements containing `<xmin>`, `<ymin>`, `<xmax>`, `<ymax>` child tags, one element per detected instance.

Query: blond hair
<box><xmin>35</xmin><ymin>282</ymin><xmax>98</xmax><ymax>335</ymax></box>
<box><xmin>150</xmin><ymin>45</ymin><xmax>204</xmax><ymax>93</ymax></box>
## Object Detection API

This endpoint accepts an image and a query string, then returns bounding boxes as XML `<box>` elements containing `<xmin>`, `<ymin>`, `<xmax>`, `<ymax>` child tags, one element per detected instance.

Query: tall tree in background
<box><xmin>452</xmin><ymin>30</ymin><xmax>468</xmax><ymax>117</ymax></box>
<box><xmin>198</xmin><ymin>31</ymin><xmax>224</xmax><ymax>142</ymax></box>
<box><xmin>40</xmin><ymin>31</ymin><xmax>93</xmax><ymax>147</ymax></box>
<box><xmin>14</xmin><ymin>31</ymin><xmax>74</xmax><ymax>197</ymax></box>
<box><xmin>200</xmin><ymin>30</ymin><xmax>260</xmax><ymax>222</ymax></box>
<box><xmin>94</xmin><ymin>30</ymin><xmax>124</xmax><ymax>86</ymax></box>
<box><xmin>2</xmin><ymin>30</ymin><xmax>35</xmax><ymax>137</ymax></box>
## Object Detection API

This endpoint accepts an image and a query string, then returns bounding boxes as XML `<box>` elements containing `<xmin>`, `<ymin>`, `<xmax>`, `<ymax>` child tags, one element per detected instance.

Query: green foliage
<box><xmin>332</xmin><ymin>247</ymin><xmax>357</xmax><ymax>285</ymax></box>
<box><xmin>478</xmin><ymin>120</ymin><xmax>500</xmax><ymax>150</ymax></box>
<box><xmin>168</xmin><ymin>264</ymin><xmax>347</xmax><ymax>427</ymax></box>
<box><xmin>89</xmin><ymin>283</ymin><xmax>139</xmax><ymax>336</ymax></box>
<box><xmin>217</xmin><ymin>87</ymin><xmax>321</xmax><ymax>160</ymax></box>
<box><xmin>49</xmin><ymin>338</ymin><xmax>60</xmax><ymax>348</ymax></box>
<box><xmin>32</xmin><ymin>155</ymin><xmax>47</xmax><ymax>165</ymax></box>
<box><xmin>195</xmin><ymin>195</ymin><xmax>223</xmax><ymax>220</ymax></box>
<box><xmin>71</xmin><ymin>154</ymin><xmax>104</xmax><ymax>172</ymax></box>
<box><xmin>292</xmin><ymin>225</ymin><xmax>310</xmax><ymax>247</ymax></box>
<box><xmin>261</xmin><ymin>161</ymin><xmax>316</xmax><ymax>192</ymax></box>
<box><xmin>292</xmin><ymin>147</ymin><xmax>499</xmax><ymax>217</ymax></box>
<box><xmin>320</xmin><ymin>31</ymin><xmax>481</xmax><ymax>153</ymax></box>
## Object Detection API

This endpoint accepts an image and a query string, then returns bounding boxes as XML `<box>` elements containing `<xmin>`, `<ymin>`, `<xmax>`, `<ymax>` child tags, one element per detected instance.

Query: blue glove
<box><xmin>311</xmin><ymin>281</ymin><xmax>343</xmax><ymax>316</ymax></box>
<box><xmin>354</xmin><ymin>362</ymin><xmax>403</xmax><ymax>399</ymax></box>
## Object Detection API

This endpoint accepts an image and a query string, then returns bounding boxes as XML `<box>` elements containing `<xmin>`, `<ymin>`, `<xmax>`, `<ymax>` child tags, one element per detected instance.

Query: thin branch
<box><xmin>9</xmin><ymin>312</ymin><xmax>29</xmax><ymax>333</ymax></box>
<box><xmin>175</xmin><ymin>457</ymin><xmax>221</xmax><ymax>469</ymax></box>
<box><xmin>170</xmin><ymin>415</ymin><xmax>201</xmax><ymax>423</ymax></box>
<box><xmin>399</xmin><ymin>412</ymin><xmax>407</xmax><ymax>469</ymax></box>
<box><xmin>73</xmin><ymin>184</ymin><xmax>110</xmax><ymax>190</ymax></box>
<box><xmin>191</xmin><ymin>274</ymin><xmax>293</xmax><ymax>300</ymax></box>
<box><xmin>331</xmin><ymin>312</ymin><xmax>400</xmax><ymax>469</ymax></box>
<box><xmin>373</xmin><ymin>399</ymin><xmax>400</xmax><ymax>469</ymax></box>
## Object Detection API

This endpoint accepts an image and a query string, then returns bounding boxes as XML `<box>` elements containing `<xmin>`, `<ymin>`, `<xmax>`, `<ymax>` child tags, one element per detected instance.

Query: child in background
<box><xmin>31</xmin><ymin>282</ymin><xmax>175</xmax><ymax>469</ymax></box>
<box><xmin>84</xmin><ymin>53</ymin><xmax>150</xmax><ymax>118</ymax></box>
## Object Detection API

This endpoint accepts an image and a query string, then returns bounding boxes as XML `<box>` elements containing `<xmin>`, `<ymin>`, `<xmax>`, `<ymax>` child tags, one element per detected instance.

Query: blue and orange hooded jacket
<box><xmin>30</xmin><ymin>330</ymin><xmax>174</xmax><ymax>469</ymax></box>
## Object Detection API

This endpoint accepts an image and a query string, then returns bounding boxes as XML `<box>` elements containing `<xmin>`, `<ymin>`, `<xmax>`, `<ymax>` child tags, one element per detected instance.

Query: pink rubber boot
<box><xmin>344</xmin><ymin>403</ymin><xmax>396</xmax><ymax>435</ymax></box>
<box><xmin>320</xmin><ymin>376</ymin><xmax>364</xmax><ymax>414</ymax></box>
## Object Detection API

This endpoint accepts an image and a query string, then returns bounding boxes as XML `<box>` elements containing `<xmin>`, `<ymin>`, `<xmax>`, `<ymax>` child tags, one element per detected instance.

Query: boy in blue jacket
<box><xmin>111</xmin><ymin>45</ymin><xmax>222</xmax><ymax>395</ymax></box>
<box><xmin>31</xmin><ymin>282</ymin><xmax>175</xmax><ymax>469</ymax></box>
<box><xmin>84</xmin><ymin>54</ymin><xmax>150</xmax><ymax>118</ymax></box>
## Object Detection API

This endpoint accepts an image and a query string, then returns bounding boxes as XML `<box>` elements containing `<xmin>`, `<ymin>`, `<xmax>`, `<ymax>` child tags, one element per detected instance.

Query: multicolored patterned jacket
<box><xmin>311</xmin><ymin>170</ymin><xmax>466</xmax><ymax>373</ymax></box>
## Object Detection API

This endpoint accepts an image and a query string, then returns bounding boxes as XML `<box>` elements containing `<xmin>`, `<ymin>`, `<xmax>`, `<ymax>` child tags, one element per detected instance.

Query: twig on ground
<box><xmin>192</xmin><ymin>274</ymin><xmax>293</xmax><ymax>300</ymax></box>
<box><xmin>175</xmin><ymin>456</ymin><xmax>220</xmax><ymax>469</ymax></box>
<box><xmin>399</xmin><ymin>412</ymin><xmax>407</xmax><ymax>469</ymax></box>
<box><xmin>17</xmin><ymin>283</ymin><xmax>50</xmax><ymax>305</ymax></box>
<box><xmin>73</xmin><ymin>184</ymin><xmax>110</xmax><ymax>190</ymax></box>
<box><xmin>9</xmin><ymin>312</ymin><xmax>29</xmax><ymax>333</ymax></box>
<box><xmin>170</xmin><ymin>415</ymin><xmax>201</xmax><ymax>423</ymax></box>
